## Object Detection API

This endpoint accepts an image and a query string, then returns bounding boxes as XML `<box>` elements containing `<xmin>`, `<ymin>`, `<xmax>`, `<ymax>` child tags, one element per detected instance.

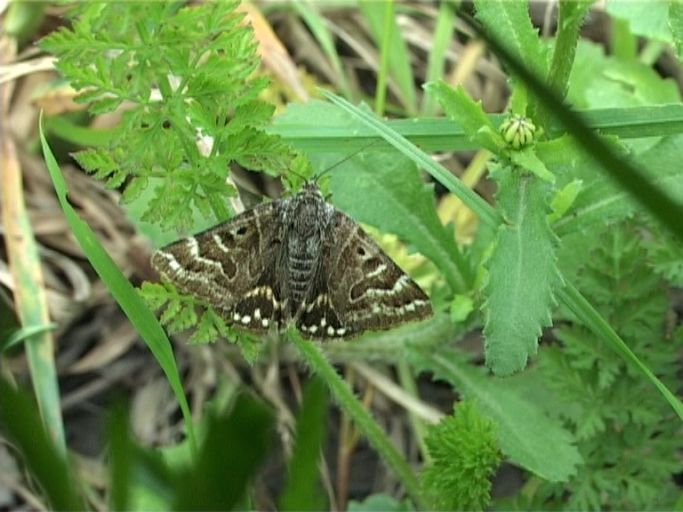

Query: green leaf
<box><xmin>409</xmin><ymin>347</ymin><xmax>582</xmax><ymax>482</ymax></box>
<box><xmin>279</xmin><ymin>378</ymin><xmax>329</xmax><ymax>511</ymax></box>
<box><xmin>607</xmin><ymin>0</ymin><xmax>672</xmax><ymax>42</ymax></box>
<box><xmin>425</xmin><ymin>81</ymin><xmax>504</xmax><ymax>153</ymax></box>
<box><xmin>175</xmin><ymin>393</ymin><xmax>274</xmax><ymax>510</ymax></box>
<box><xmin>40</xmin><ymin>1</ymin><xmax>289</xmax><ymax>233</ymax></box>
<box><xmin>483</xmin><ymin>168</ymin><xmax>562</xmax><ymax>375</ymax></box>
<box><xmin>508</xmin><ymin>147</ymin><xmax>555</xmax><ymax>183</ymax></box>
<box><xmin>548</xmin><ymin>179</ymin><xmax>583</xmax><ymax>224</ymax></box>
<box><xmin>0</xmin><ymin>379</ymin><xmax>84</xmax><ymax>510</ymax></box>
<box><xmin>348</xmin><ymin>494</ymin><xmax>414</xmax><ymax>512</ymax></box>
<box><xmin>567</xmin><ymin>41</ymin><xmax>680</xmax><ymax>111</ymax></box>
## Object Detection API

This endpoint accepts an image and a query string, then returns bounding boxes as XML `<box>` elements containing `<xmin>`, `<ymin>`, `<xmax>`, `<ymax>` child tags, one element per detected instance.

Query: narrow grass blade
<box><xmin>373</xmin><ymin>0</ymin><xmax>394</xmax><ymax>115</ymax></box>
<box><xmin>1</xmin><ymin>132</ymin><xmax>66</xmax><ymax>452</ymax></box>
<box><xmin>274</xmin><ymin>102</ymin><xmax>683</xmax><ymax>152</ymax></box>
<box><xmin>0</xmin><ymin>379</ymin><xmax>84</xmax><ymax>510</ymax></box>
<box><xmin>2</xmin><ymin>323</ymin><xmax>58</xmax><ymax>352</ymax></box>
<box><xmin>279</xmin><ymin>377</ymin><xmax>329</xmax><ymax>511</ymax></box>
<box><xmin>292</xmin><ymin>1</ymin><xmax>353</xmax><ymax>98</ymax></box>
<box><xmin>39</xmin><ymin>116</ymin><xmax>198</xmax><ymax>455</ymax></box>
<box><xmin>360</xmin><ymin>0</ymin><xmax>417</xmax><ymax>113</ymax></box>
<box><xmin>421</xmin><ymin>1</ymin><xmax>457</xmax><ymax>116</ymax></box>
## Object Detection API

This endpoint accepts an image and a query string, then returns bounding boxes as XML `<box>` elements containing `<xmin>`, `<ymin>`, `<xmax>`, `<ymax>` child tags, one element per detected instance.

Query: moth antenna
<box><xmin>314</xmin><ymin>139</ymin><xmax>381</xmax><ymax>183</ymax></box>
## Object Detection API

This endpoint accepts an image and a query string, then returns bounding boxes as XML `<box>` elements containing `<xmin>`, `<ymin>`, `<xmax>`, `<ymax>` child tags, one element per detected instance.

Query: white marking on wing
<box><xmin>185</xmin><ymin>237</ymin><xmax>232</xmax><ymax>277</ymax></box>
<box><xmin>158</xmin><ymin>252</ymin><xmax>182</xmax><ymax>272</ymax></box>
<box><xmin>365</xmin><ymin>275</ymin><xmax>411</xmax><ymax>297</ymax></box>
<box><xmin>366</xmin><ymin>263</ymin><xmax>387</xmax><ymax>278</ymax></box>
<box><xmin>213</xmin><ymin>234</ymin><xmax>230</xmax><ymax>253</ymax></box>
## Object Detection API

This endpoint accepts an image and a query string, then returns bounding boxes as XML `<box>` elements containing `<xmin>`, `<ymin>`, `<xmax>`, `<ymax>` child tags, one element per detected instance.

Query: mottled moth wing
<box><xmin>296</xmin><ymin>210</ymin><xmax>432</xmax><ymax>339</ymax></box>
<box><xmin>151</xmin><ymin>201</ymin><xmax>284</xmax><ymax>332</ymax></box>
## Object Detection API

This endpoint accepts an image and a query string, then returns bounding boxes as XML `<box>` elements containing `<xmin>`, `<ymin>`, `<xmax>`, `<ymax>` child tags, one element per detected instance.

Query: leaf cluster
<box><xmin>40</xmin><ymin>1</ymin><xmax>295</xmax><ymax>232</ymax></box>
<box><xmin>140</xmin><ymin>282</ymin><xmax>261</xmax><ymax>363</ymax></box>
<box><xmin>535</xmin><ymin>221</ymin><xmax>683</xmax><ymax>510</ymax></box>
<box><xmin>421</xmin><ymin>400</ymin><xmax>501</xmax><ymax>511</ymax></box>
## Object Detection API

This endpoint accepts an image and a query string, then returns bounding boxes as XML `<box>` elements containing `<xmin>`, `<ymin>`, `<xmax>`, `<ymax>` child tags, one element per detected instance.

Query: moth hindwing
<box><xmin>151</xmin><ymin>183</ymin><xmax>432</xmax><ymax>340</ymax></box>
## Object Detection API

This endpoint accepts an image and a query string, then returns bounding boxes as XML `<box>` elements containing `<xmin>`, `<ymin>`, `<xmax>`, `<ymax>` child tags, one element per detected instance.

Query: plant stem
<box><xmin>288</xmin><ymin>330</ymin><xmax>426</xmax><ymax>508</ymax></box>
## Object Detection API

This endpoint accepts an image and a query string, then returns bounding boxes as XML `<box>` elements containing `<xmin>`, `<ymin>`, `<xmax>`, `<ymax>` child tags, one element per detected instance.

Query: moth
<box><xmin>151</xmin><ymin>182</ymin><xmax>432</xmax><ymax>340</ymax></box>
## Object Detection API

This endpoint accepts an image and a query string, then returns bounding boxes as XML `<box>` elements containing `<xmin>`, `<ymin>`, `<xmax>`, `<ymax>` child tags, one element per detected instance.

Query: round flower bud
<box><xmin>499</xmin><ymin>115</ymin><xmax>537</xmax><ymax>150</ymax></box>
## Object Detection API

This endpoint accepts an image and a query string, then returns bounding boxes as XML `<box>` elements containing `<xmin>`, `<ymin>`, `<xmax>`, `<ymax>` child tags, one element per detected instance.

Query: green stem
<box><xmin>288</xmin><ymin>330</ymin><xmax>426</xmax><ymax>508</ymax></box>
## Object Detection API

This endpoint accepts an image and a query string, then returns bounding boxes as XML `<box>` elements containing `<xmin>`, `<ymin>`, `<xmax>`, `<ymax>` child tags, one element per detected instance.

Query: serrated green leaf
<box><xmin>483</xmin><ymin>168</ymin><xmax>562</xmax><ymax>375</ymax></box>
<box><xmin>120</xmin><ymin>176</ymin><xmax>149</xmax><ymax>204</ymax></box>
<box><xmin>425</xmin><ymin>81</ymin><xmax>504</xmax><ymax>153</ymax></box>
<box><xmin>474</xmin><ymin>0</ymin><xmax>548</xmax><ymax>114</ymax></box>
<box><xmin>139</xmin><ymin>282</ymin><xmax>172</xmax><ymax>310</ymax></box>
<box><xmin>508</xmin><ymin>147</ymin><xmax>555</xmax><ymax>183</ymax></box>
<box><xmin>408</xmin><ymin>347</ymin><xmax>582</xmax><ymax>482</ymax></box>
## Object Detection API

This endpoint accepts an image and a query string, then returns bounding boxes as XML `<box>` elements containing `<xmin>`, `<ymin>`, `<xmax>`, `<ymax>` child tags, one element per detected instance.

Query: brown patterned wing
<box><xmin>151</xmin><ymin>201</ymin><xmax>285</xmax><ymax>332</ymax></box>
<box><xmin>296</xmin><ymin>210</ymin><xmax>432</xmax><ymax>340</ymax></box>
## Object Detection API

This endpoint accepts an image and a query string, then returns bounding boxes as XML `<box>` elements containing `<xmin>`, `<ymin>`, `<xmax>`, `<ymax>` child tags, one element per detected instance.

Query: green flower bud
<box><xmin>499</xmin><ymin>115</ymin><xmax>537</xmax><ymax>150</ymax></box>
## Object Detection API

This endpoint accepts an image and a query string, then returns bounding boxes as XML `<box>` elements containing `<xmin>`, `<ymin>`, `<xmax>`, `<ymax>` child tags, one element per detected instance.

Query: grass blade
<box><xmin>1</xmin><ymin>130</ymin><xmax>66</xmax><ymax>452</ymax></box>
<box><xmin>360</xmin><ymin>0</ymin><xmax>417</xmax><ymax>113</ymax></box>
<box><xmin>421</xmin><ymin>1</ymin><xmax>457</xmax><ymax>115</ymax></box>
<box><xmin>38</xmin><ymin>115</ymin><xmax>198</xmax><ymax>455</ymax></box>
<box><xmin>0</xmin><ymin>379</ymin><xmax>83</xmax><ymax>510</ymax></box>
